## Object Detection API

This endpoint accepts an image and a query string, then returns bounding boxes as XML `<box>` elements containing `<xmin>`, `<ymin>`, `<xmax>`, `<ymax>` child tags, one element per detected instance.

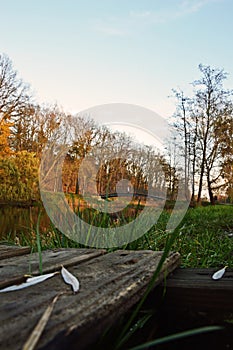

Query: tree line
<box><xmin>0</xmin><ymin>53</ymin><xmax>232</xmax><ymax>204</ymax></box>
<box><xmin>0</xmin><ymin>54</ymin><xmax>173</xmax><ymax>204</ymax></box>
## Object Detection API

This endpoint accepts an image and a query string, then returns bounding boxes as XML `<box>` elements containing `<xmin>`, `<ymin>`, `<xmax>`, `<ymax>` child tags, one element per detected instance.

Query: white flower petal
<box><xmin>61</xmin><ymin>265</ymin><xmax>79</xmax><ymax>293</ymax></box>
<box><xmin>212</xmin><ymin>266</ymin><xmax>227</xmax><ymax>280</ymax></box>
<box><xmin>0</xmin><ymin>272</ymin><xmax>57</xmax><ymax>293</ymax></box>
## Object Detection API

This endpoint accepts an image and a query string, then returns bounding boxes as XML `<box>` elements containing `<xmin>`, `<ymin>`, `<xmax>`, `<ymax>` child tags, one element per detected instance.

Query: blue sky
<box><xmin>1</xmin><ymin>0</ymin><xmax>233</xmax><ymax>118</ymax></box>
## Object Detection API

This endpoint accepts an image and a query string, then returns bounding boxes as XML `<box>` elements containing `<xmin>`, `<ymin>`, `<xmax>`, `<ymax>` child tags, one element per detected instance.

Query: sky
<box><xmin>1</xmin><ymin>0</ymin><xmax>233</xmax><ymax>120</ymax></box>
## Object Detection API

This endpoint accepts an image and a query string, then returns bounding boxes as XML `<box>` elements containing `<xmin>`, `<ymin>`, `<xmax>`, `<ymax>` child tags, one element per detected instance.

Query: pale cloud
<box><xmin>94</xmin><ymin>23</ymin><xmax>126</xmax><ymax>37</ymax></box>
<box><xmin>178</xmin><ymin>0</ymin><xmax>222</xmax><ymax>16</ymax></box>
<box><xmin>92</xmin><ymin>0</ymin><xmax>224</xmax><ymax>37</ymax></box>
<box><xmin>129</xmin><ymin>11</ymin><xmax>152</xmax><ymax>19</ymax></box>
<box><xmin>91</xmin><ymin>17</ymin><xmax>130</xmax><ymax>37</ymax></box>
<box><xmin>130</xmin><ymin>0</ymin><xmax>223</xmax><ymax>23</ymax></box>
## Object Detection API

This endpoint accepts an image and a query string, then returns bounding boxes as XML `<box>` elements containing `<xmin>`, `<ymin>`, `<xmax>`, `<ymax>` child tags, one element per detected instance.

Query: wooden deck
<box><xmin>0</xmin><ymin>245</ymin><xmax>180</xmax><ymax>350</ymax></box>
<box><xmin>159</xmin><ymin>266</ymin><xmax>233</xmax><ymax>323</ymax></box>
<box><xmin>154</xmin><ymin>267</ymin><xmax>233</xmax><ymax>350</ymax></box>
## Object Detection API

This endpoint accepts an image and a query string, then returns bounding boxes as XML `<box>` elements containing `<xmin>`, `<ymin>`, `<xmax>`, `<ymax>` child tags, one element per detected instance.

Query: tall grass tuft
<box><xmin>36</xmin><ymin>210</ymin><xmax>43</xmax><ymax>274</ymax></box>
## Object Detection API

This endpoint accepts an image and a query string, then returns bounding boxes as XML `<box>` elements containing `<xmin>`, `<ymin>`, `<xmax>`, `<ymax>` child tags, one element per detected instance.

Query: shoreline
<box><xmin>0</xmin><ymin>200</ymin><xmax>39</xmax><ymax>208</ymax></box>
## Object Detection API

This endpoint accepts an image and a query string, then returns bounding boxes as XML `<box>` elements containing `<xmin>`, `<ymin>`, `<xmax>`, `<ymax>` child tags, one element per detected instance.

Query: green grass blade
<box><xmin>115</xmin><ymin>226</ymin><xmax>179</xmax><ymax>349</ymax></box>
<box><xmin>128</xmin><ymin>326</ymin><xmax>223</xmax><ymax>350</ymax></box>
<box><xmin>117</xmin><ymin>314</ymin><xmax>152</xmax><ymax>347</ymax></box>
<box><xmin>36</xmin><ymin>210</ymin><xmax>43</xmax><ymax>274</ymax></box>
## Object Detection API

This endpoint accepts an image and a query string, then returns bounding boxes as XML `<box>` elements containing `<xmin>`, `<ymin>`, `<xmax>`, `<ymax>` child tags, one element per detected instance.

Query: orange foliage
<box><xmin>0</xmin><ymin>119</ymin><xmax>13</xmax><ymax>156</ymax></box>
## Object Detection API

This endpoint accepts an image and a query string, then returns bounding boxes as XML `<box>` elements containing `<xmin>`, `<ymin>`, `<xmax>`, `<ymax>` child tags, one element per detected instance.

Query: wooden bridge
<box><xmin>100</xmin><ymin>192</ymin><xmax>166</xmax><ymax>201</ymax></box>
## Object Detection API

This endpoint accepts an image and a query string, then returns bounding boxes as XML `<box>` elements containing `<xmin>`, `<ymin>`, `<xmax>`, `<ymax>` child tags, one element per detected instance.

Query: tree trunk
<box><xmin>75</xmin><ymin>177</ymin><xmax>79</xmax><ymax>195</ymax></box>
<box><xmin>207</xmin><ymin>173</ymin><xmax>215</xmax><ymax>205</ymax></box>
<box><xmin>197</xmin><ymin>156</ymin><xmax>205</xmax><ymax>203</ymax></box>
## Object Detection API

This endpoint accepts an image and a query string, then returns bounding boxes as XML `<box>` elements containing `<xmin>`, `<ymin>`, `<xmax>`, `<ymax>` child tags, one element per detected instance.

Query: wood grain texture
<box><xmin>158</xmin><ymin>267</ymin><xmax>233</xmax><ymax>320</ymax></box>
<box><xmin>0</xmin><ymin>245</ymin><xmax>31</xmax><ymax>260</ymax></box>
<box><xmin>164</xmin><ymin>267</ymin><xmax>233</xmax><ymax>290</ymax></box>
<box><xmin>0</xmin><ymin>248</ymin><xmax>106</xmax><ymax>289</ymax></box>
<box><xmin>0</xmin><ymin>249</ymin><xmax>180</xmax><ymax>350</ymax></box>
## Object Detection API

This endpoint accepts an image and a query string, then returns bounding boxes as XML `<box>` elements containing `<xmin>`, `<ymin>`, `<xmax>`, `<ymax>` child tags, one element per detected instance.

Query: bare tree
<box><xmin>193</xmin><ymin>64</ymin><xmax>232</xmax><ymax>203</ymax></box>
<box><xmin>171</xmin><ymin>89</ymin><xmax>192</xmax><ymax>200</ymax></box>
<box><xmin>171</xmin><ymin>64</ymin><xmax>233</xmax><ymax>204</ymax></box>
<box><xmin>0</xmin><ymin>54</ymin><xmax>31</xmax><ymax>155</ymax></box>
<box><xmin>0</xmin><ymin>53</ymin><xmax>30</xmax><ymax>125</ymax></box>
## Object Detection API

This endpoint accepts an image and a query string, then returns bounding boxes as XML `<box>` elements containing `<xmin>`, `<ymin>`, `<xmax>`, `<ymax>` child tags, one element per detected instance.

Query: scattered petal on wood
<box><xmin>61</xmin><ymin>265</ymin><xmax>79</xmax><ymax>293</ymax></box>
<box><xmin>212</xmin><ymin>266</ymin><xmax>227</xmax><ymax>280</ymax></box>
<box><xmin>22</xmin><ymin>293</ymin><xmax>61</xmax><ymax>350</ymax></box>
<box><xmin>0</xmin><ymin>272</ymin><xmax>58</xmax><ymax>293</ymax></box>
<box><xmin>26</xmin><ymin>272</ymin><xmax>59</xmax><ymax>284</ymax></box>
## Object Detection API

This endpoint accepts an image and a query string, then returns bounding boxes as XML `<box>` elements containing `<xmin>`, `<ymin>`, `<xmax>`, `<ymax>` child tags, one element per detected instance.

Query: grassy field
<box><xmin>128</xmin><ymin>204</ymin><xmax>233</xmax><ymax>268</ymax></box>
<box><xmin>3</xmin><ymin>204</ymin><xmax>233</xmax><ymax>269</ymax></box>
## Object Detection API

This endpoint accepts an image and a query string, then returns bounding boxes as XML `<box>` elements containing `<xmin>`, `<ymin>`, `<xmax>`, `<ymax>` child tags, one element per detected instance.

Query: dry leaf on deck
<box><xmin>23</xmin><ymin>293</ymin><xmax>60</xmax><ymax>350</ymax></box>
<box><xmin>0</xmin><ymin>272</ymin><xmax>58</xmax><ymax>293</ymax></box>
<box><xmin>61</xmin><ymin>265</ymin><xmax>79</xmax><ymax>293</ymax></box>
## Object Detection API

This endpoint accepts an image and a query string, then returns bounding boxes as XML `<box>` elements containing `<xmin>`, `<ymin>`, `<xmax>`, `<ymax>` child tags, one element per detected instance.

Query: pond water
<box><xmin>0</xmin><ymin>199</ymin><xmax>144</xmax><ymax>242</ymax></box>
<box><xmin>0</xmin><ymin>206</ymin><xmax>51</xmax><ymax>241</ymax></box>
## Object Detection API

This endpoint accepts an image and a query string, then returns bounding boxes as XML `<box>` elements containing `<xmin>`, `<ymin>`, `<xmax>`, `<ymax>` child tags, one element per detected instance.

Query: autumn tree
<box><xmin>65</xmin><ymin>115</ymin><xmax>105</xmax><ymax>194</ymax></box>
<box><xmin>0</xmin><ymin>151</ymin><xmax>39</xmax><ymax>202</ymax></box>
<box><xmin>218</xmin><ymin>112</ymin><xmax>233</xmax><ymax>200</ymax></box>
<box><xmin>0</xmin><ymin>53</ymin><xmax>30</xmax><ymax>156</ymax></box>
<box><xmin>0</xmin><ymin>119</ymin><xmax>13</xmax><ymax>156</ymax></box>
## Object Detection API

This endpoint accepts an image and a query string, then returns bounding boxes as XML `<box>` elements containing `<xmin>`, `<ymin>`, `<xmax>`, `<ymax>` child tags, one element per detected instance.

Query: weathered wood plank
<box><xmin>164</xmin><ymin>267</ymin><xmax>233</xmax><ymax>290</ymax></box>
<box><xmin>0</xmin><ymin>245</ymin><xmax>31</xmax><ymax>260</ymax></box>
<box><xmin>158</xmin><ymin>267</ymin><xmax>233</xmax><ymax>320</ymax></box>
<box><xmin>0</xmin><ymin>248</ymin><xmax>106</xmax><ymax>289</ymax></box>
<box><xmin>0</xmin><ymin>250</ymin><xmax>180</xmax><ymax>350</ymax></box>
<box><xmin>149</xmin><ymin>268</ymin><xmax>233</xmax><ymax>350</ymax></box>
